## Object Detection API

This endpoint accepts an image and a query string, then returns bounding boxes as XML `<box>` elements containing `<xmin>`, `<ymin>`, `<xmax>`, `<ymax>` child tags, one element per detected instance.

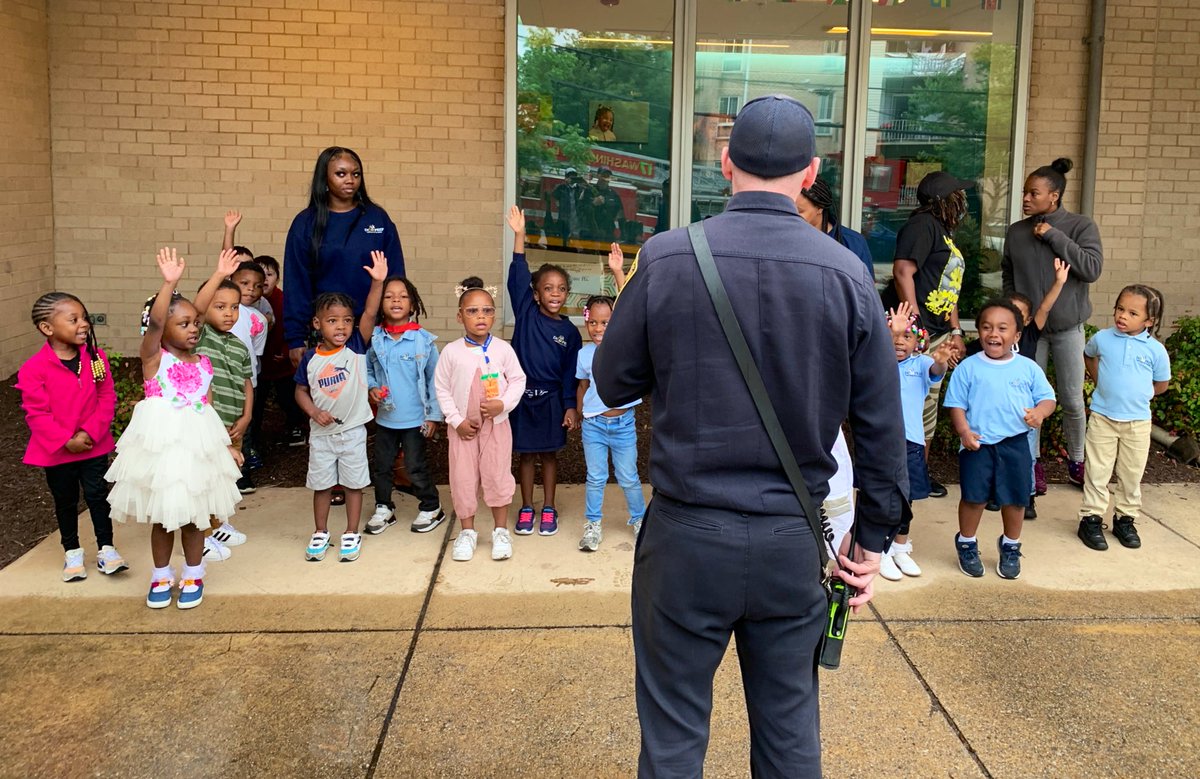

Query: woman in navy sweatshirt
<box><xmin>284</xmin><ymin>147</ymin><xmax>405</xmax><ymax>367</ymax></box>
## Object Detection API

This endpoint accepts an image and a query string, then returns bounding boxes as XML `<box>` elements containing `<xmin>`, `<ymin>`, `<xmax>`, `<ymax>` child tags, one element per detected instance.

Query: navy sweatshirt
<box><xmin>283</xmin><ymin>204</ymin><xmax>405</xmax><ymax>348</ymax></box>
<box><xmin>594</xmin><ymin>191</ymin><xmax>906</xmax><ymax>554</ymax></box>
<box><xmin>507</xmin><ymin>252</ymin><xmax>582</xmax><ymax>406</ymax></box>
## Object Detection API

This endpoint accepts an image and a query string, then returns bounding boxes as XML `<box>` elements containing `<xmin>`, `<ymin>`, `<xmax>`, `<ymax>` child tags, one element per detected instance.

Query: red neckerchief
<box><xmin>383</xmin><ymin>323</ymin><xmax>421</xmax><ymax>335</ymax></box>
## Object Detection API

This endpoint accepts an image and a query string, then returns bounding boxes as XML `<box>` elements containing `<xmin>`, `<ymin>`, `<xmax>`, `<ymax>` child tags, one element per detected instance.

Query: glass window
<box><xmin>859</xmin><ymin>2</ymin><xmax>1021</xmax><ymax>320</ymax></box>
<box><xmin>691</xmin><ymin>0</ymin><xmax>851</xmax><ymax>221</ymax></box>
<box><xmin>515</xmin><ymin>1</ymin><xmax>674</xmax><ymax>312</ymax></box>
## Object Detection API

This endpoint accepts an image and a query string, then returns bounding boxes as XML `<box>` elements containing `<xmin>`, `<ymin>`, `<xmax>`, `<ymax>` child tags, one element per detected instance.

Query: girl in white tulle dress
<box><xmin>106</xmin><ymin>248</ymin><xmax>244</xmax><ymax>610</ymax></box>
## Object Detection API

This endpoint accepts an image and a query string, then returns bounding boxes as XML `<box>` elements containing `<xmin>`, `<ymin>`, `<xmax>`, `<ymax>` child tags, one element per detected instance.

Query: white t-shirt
<box><xmin>230</xmin><ymin>304</ymin><xmax>268</xmax><ymax>386</ymax></box>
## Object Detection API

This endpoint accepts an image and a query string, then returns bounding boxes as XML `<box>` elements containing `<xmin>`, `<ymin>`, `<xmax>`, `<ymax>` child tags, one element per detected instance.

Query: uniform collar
<box><xmin>1113</xmin><ymin>326</ymin><xmax>1152</xmax><ymax>342</ymax></box>
<box><xmin>724</xmin><ymin>191</ymin><xmax>803</xmax><ymax>217</ymax></box>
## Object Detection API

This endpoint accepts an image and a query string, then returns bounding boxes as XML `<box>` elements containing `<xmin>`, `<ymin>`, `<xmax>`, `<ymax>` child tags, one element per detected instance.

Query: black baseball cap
<box><xmin>917</xmin><ymin>171</ymin><xmax>974</xmax><ymax>204</ymax></box>
<box><xmin>727</xmin><ymin>94</ymin><xmax>816</xmax><ymax>179</ymax></box>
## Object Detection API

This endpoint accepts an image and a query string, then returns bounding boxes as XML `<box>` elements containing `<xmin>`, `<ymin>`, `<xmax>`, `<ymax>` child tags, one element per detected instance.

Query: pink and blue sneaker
<box><xmin>177</xmin><ymin>578</ymin><xmax>204</xmax><ymax>610</ymax></box>
<box><xmin>146</xmin><ymin>577</ymin><xmax>174</xmax><ymax>609</ymax></box>
<box><xmin>514</xmin><ymin>506</ymin><xmax>535</xmax><ymax>535</ymax></box>
<box><xmin>538</xmin><ymin>506</ymin><xmax>559</xmax><ymax>536</ymax></box>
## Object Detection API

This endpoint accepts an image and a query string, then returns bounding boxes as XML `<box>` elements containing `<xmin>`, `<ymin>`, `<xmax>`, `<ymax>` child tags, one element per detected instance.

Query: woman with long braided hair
<box><xmin>17</xmin><ymin>292</ymin><xmax>128</xmax><ymax>582</ymax></box>
<box><xmin>795</xmin><ymin>175</ymin><xmax>874</xmax><ymax>273</ymax></box>
<box><xmin>881</xmin><ymin>171</ymin><xmax>974</xmax><ymax>497</ymax></box>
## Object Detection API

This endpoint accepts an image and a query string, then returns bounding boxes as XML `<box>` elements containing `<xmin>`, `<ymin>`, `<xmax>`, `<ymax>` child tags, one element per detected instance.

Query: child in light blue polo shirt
<box><xmin>1076</xmin><ymin>285</ymin><xmax>1170</xmax><ymax>552</ymax></box>
<box><xmin>944</xmin><ymin>300</ymin><xmax>1056</xmax><ymax>581</ymax></box>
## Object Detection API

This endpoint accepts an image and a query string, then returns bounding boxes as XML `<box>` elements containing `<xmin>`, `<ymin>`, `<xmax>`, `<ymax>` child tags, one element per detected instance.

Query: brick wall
<box><xmin>1</xmin><ymin>0</ymin><xmax>54</xmax><ymax>378</ymax></box>
<box><xmin>46</xmin><ymin>0</ymin><xmax>506</xmax><ymax>359</ymax></box>
<box><xmin>1025</xmin><ymin>0</ymin><xmax>1200</xmax><ymax>332</ymax></box>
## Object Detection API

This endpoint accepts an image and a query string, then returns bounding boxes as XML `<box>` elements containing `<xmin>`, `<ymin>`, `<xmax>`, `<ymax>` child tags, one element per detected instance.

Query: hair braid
<box><xmin>31</xmin><ymin>292</ymin><xmax>107</xmax><ymax>383</ymax></box>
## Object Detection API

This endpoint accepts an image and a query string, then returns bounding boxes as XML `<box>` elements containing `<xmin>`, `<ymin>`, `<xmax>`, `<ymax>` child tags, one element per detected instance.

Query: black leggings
<box><xmin>44</xmin><ymin>455</ymin><xmax>114</xmax><ymax>550</ymax></box>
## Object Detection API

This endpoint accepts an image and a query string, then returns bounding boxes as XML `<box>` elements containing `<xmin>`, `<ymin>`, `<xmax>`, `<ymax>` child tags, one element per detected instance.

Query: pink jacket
<box><xmin>434</xmin><ymin>336</ymin><xmax>526</xmax><ymax>429</ymax></box>
<box><xmin>16</xmin><ymin>342</ymin><xmax>116</xmax><ymax>467</ymax></box>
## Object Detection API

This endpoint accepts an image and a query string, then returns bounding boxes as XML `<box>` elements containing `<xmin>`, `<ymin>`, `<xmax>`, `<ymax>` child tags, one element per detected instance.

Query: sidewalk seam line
<box><xmin>1140</xmin><ymin>505</ymin><xmax>1200</xmax><ymax>552</ymax></box>
<box><xmin>364</xmin><ymin>512</ymin><xmax>456</xmax><ymax>778</ymax></box>
<box><xmin>869</xmin><ymin>603</ymin><xmax>996</xmax><ymax>779</ymax></box>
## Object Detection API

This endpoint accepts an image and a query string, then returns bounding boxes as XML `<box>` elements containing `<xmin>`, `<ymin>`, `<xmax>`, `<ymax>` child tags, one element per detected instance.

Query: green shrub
<box><xmin>1151</xmin><ymin>315</ymin><xmax>1200</xmax><ymax>437</ymax></box>
<box><xmin>105</xmin><ymin>351</ymin><xmax>142</xmax><ymax>440</ymax></box>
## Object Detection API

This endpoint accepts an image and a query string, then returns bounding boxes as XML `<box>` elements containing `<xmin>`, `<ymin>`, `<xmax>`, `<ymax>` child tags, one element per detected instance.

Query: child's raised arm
<box><xmin>194</xmin><ymin>248</ymin><xmax>241</xmax><ymax>315</ymax></box>
<box><xmin>222</xmin><ymin>210</ymin><xmax>242</xmax><ymax>252</ymax></box>
<box><xmin>142</xmin><ymin>248</ymin><xmax>187</xmax><ymax>367</ymax></box>
<box><xmin>927</xmin><ymin>341</ymin><xmax>955</xmax><ymax>378</ymax></box>
<box><xmin>888</xmin><ymin>301</ymin><xmax>915</xmax><ymax>336</ymax></box>
<box><xmin>506</xmin><ymin>205</ymin><xmax>526</xmax><ymax>254</ymax></box>
<box><xmin>1032</xmin><ymin>258</ymin><xmax>1069</xmax><ymax>331</ymax></box>
<box><xmin>608</xmin><ymin>243</ymin><xmax>627</xmax><ymax>291</ymax></box>
<box><xmin>359</xmin><ymin>250</ymin><xmax>389</xmax><ymax>344</ymax></box>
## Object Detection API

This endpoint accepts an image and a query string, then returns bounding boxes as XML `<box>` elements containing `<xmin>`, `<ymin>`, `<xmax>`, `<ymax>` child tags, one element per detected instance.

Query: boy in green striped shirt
<box><xmin>194</xmin><ymin>250</ymin><xmax>254</xmax><ymax>558</ymax></box>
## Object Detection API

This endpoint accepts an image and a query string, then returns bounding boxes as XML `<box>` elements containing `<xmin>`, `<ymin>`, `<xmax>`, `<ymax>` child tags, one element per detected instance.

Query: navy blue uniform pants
<box><xmin>633</xmin><ymin>495</ymin><xmax>827</xmax><ymax>778</ymax></box>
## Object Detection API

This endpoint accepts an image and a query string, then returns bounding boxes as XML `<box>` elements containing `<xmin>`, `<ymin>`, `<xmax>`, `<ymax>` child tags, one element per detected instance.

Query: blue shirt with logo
<box><xmin>898</xmin><ymin>354</ymin><xmax>941</xmax><ymax>445</ymax></box>
<box><xmin>576</xmin><ymin>343</ymin><xmax>640</xmax><ymax>418</ymax></box>
<box><xmin>943</xmin><ymin>353</ymin><xmax>1055</xmax><ymax>445</ymax></box>
<box><xmin>1085</xmin><ymin>327</ymin><xmax>1170</xmax><ymax>421</ymax></box>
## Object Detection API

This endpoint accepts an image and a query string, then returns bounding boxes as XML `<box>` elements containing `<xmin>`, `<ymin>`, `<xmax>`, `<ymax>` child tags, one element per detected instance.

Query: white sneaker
<box><xmin>879</xmin><ymin>551</ymin><xmax>903</xmax><ymax>581</ymax></box>
<box><xmin>492</xmin><ymin>527</ymin><xmax>513</xmax><ymax>561</ymax></box>
<box><xmin>365</xmin><ymin>504</ymin><xmax>395</xmax><ymax>535</ymax></box>
<box><xmin>63</xmin><ymin>548</ymin><xmax>86</xmax><ymax>582</ymax></box>
<box><xmin>306</xmin><ymin>531</ymin><xmax>331</xmax><ymax>561</ymax></box>
<box><xmin>202</xmin><ymin>536</ymin><xmax>232</xmax><ymax>562</ymax></box>
<box><xmin>632</xmin><ymin>519</ymin><xmax>643</xmax><ymax>539</ymax></box>
<box><xmin>96</xmin><ymin>545</ymin><xmax>128</xmax><ymax>575</ymax></box>
<box><xmin>579</xmin><ymin>521</ymin><xmax>602</xmax><ymax>552</ymax></box>
<box><xmin>211</xmin><ymin>521</ymin><xmax>246</xmax><ymax>546</ymax></box>
<box><xmin>891</xmin><ymin>542</ymin><xmax>922</xmax><ymax>577</ymax></box>
<box><xmin>339</xmin><ymin>532</ymin><xmax>362</xmax><ymax>562</ymax></box>
<box><xmin>452</xmin><ymin>529</ymin><xmax>478</xmax><ymax>561</ymax></box>
<box><xmin>411</xmin><ymin>507</ymin><xmax>447</xmax><ymax>534</ymax></box>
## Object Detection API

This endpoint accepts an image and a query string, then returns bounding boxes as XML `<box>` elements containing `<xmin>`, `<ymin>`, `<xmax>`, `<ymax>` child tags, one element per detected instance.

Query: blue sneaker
<box><xmin>146</xmin><ymin>576</ymin><xmax>174</xmax><ymax>609</ymax></box>
<box><xmin>996</xmin><ymin>537</ymin><xmax>1022</xmax><ymax>580</ymax></box>
<box><xmin>177</xmin><ymin>577</ymin><xmax>203</xmax><ymax>609</ymax></box>
<box><xmin>955</xmin><ymin>535</ymin><xmax>984</xmax><ymax>578</ymax></box>
<box><xmin>514</xmin><ymin>506</ymin><xmax>535</xmax><ymax>535</ymax></box>
<box><xmin>538</xmin><ymin>506</ymin><xmax>559</xmax><ymax>536</ymax></box>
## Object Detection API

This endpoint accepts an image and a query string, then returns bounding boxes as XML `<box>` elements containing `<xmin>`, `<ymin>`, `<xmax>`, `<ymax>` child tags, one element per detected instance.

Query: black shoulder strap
<box><xmin>687</xmin><ymin>221</ymin><xmax>833</xmax><ymax>571</ymax></box>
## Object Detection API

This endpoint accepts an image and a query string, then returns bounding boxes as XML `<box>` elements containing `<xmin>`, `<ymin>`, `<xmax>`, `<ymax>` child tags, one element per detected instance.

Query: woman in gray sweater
<box><xmin>1002</xmin><ymin>158</ymin><xmax>1104</xmax><ymax>489</ymax></box>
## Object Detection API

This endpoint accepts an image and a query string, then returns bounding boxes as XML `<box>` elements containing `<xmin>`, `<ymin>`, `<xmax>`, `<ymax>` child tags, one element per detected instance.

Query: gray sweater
<box><xmin>1002</xmin><ymin>207</ymin><xmax>1104</xmax><ymax>333</ymax></box>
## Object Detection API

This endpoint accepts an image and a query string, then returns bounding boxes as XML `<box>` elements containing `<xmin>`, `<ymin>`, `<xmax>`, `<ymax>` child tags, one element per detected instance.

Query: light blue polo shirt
<box><xmin>577</xmin><ymin>343</ymin><xmax>640</xmax><ymax>418</ymax></box>
<box><xmin>898</xmin><ymin>354</ymin><xmax>942</xmax><ymax>445</ymax></box>
<box><xmin>1085</xmin><ymin>327</ymin><xmax>1170</xmax><ymax>421</ymax></box>
<box><xmin>943</xmin><ymin>353</ymin><xmax>1055</xmax><ymax>445</ymax></box>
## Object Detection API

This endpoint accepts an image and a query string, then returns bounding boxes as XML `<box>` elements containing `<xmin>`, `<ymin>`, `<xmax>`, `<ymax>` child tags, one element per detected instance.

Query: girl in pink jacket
<box><xmin>17</xmin><ymin>292</ymin><xmax>128</xmax><ymax>582</ymax></box>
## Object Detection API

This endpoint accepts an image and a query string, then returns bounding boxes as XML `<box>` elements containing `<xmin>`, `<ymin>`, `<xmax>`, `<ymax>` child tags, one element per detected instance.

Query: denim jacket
<box><xmin>366</xmin><ymin>326</ymin><xmax>443</xmax><ymax>430</ymax></box>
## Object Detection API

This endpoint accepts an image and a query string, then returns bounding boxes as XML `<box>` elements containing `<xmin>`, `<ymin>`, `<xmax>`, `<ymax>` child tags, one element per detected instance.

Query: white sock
<box><xmin>1002</xmin><ymin>535</ymin><xmax>1020</xmax><ymax>546</ymax></box>
<box><xmin>182</xmin><ymin>563</ymin><xmax>205</xmax><ymax>580</ymax></box>
<box><xmin>151</xmin><ymin>566</ymin><xmax>174</xmax><ymax>581</ymax></box>
<box><xmin>958</xmin><ymin>534</ymin><xmax>977</xmax><ymax>544</ymax></box>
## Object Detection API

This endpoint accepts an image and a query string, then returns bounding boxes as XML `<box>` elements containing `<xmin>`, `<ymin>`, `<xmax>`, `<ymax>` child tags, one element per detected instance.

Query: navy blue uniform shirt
<box><xmin>594</xmin><ymin>191</ymin><xmax>906</xmax><ymax>553</ymax></box>
<box><xmin>507</xmin><ymin>252</ymin><xmax>582</xmax><ymax>405</ymax></box>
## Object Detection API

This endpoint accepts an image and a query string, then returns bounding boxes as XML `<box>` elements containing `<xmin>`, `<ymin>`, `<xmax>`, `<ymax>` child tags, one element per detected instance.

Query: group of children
<box><xmin>881</xmin><ymin>268</ymin><xmax>1170</xmax><ymax>582</ymax></box>
<box><xmin>17</xmin><ymin>206</ymin><xmax>646</xmax><ymax>609</ymax></box>
<box><xmin>17</xmin><ymin>197</ymin><xmax>1173</xmax><ymax>606</ymax></box>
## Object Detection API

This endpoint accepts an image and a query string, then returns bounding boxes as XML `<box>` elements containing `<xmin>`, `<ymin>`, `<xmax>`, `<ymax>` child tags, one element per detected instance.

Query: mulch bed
<box><xmin>3</xmin><ymin>366</ymin><xmax>1196</xmax><ymax>571</ymax></box>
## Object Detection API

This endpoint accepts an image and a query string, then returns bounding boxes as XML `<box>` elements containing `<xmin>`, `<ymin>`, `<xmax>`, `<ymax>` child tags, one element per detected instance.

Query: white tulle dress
<box><xmin>106</xmin><ymin>350</ymin><xmax>243</xmax><ymax>532</ymax></box>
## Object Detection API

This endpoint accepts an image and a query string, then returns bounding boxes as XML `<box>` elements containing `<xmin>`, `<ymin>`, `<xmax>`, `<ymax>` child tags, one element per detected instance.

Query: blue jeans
<box><xmin>582</xmin><ymin>412</ymin><xmax>645</xmax><ymax>524</ymax></box>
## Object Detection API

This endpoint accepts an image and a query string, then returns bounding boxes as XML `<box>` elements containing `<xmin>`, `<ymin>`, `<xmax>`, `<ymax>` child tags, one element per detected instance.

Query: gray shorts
<box><xmin>306</xmin><ymin>425</ymin><xmax>371</xmax><ymax>491</ymax></box>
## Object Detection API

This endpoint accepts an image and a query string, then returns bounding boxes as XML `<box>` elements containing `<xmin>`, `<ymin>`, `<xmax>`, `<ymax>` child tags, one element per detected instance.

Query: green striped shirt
<box><xmin>195</xmin><ymin>325</ymin><xmax>251</xmax><ymax>426</ymax></box>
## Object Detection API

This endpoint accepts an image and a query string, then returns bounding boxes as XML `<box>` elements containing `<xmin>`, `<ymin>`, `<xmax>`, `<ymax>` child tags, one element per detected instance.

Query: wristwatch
<box><xmin>950</xmin><ymin>328</ymin><xmax>964</xmax><ymax>337</ymax></box>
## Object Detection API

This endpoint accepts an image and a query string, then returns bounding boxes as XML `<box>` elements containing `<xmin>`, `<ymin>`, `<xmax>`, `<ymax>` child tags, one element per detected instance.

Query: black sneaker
<box><xmin>236</xmin><ymin>475</ymin><xmax>257</xmax><ymax>495</ymax></box>
<box><xmin>1024</xmin><ymin>495</ymin><xmax>1037</xmax><ymax>520</ymax></box>
<box><xmin>996</xmin><ymin>536</ymin><xmax>1023</xmax><ymax>580</ymax></box>
<box><xmin>1077</xmin><ymin>515</ymin><xmax>1108</xmax><ymax>551</ymax></box>
<box><xmin>287</xmin><ymin>427</ymin><xmax>306</xmax><ymax>447</ymax></box>
<box><xmin>955</xmin><ymin>534</ymin><xmax>984</xmax><ymax>578</ymax></box>
<box><xmin>985</xmin><ymin>501</ymin><xmax>1000</xmax><ymax>512</ymax></box>
<box><xmin>1112</xmin><ymin>515</ymin><xmax>1142</xmax><ymax>549</ymax></box>
<box><xmin>929</xmin><ymin>479</ymin><xmax>948</xmax><ymax>499</ymax></box>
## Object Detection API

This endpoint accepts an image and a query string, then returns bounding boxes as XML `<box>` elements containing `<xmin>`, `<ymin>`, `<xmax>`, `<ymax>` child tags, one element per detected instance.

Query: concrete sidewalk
<box><xmin>0</xmin><ymin>482</ymin><xmax>1197</xmax><ymax>778</ymax></box>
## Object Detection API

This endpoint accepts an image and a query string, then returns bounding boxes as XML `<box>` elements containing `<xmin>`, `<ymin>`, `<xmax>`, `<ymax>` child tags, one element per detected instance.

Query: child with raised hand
<box><xmin>943</xmin><ymin>299</ymin><xmax>1056</xmax><ymax>581</ymax></box>
<box><xmin>105</xmin><ymin>248</ymin><xmax>244</xmax><ymax>609</ymax></box>
<box><xmin>363</xmin><ymin>270</ymin><xmax>446</xmax><ymax>535</ymax></box>
<box><xmin>607</xmin><ymin>242</ymin><xmax>628</xmax><ymax>292</ymax></box>
<box><xmin>222</xmin><ymin>210</ymin><xmax>274</xmax><ymax>327</ymax></box>
<box><xmin>575</xmin><ymin>295</ymin><xmax>644</xmax><ymax>551</ymax></box>
<box><xmin>434</xmin><ymin>277</ymin><xmax>527</xmax><ymax>562</ymax></box>
<box><xmin>505</xmin><ymin>206</ymin><xmax>582</xmax><ymax>537</ymax></box>
<box><xmin>879</xmin><ymin>301</ymin><xmax>954</xmax><ymax>581</ymax></box>
<box><xmin>18</xmin><ymin>293</ymin><xmax>127</xmax><ymax>582</ymax></box>
<box><xmin>191</xmin><ymin>249</ymin><xmax>254</xmax><ymax>558</ymax></box>
<box><xmin>1076</xmin><ymin>285</ymin><xmax>1170</xmax><ymax>552</ymax></box>
<box><xmin>293</xmin><ymin>255</ymin><xmax>385</xmax><ymax>563</ymax></box>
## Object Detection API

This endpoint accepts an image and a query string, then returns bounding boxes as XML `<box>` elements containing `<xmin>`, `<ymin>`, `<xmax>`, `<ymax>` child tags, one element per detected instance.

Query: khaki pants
<box><xmin>1078</xmin><ymin>413</ymin><xmax>1151</xmax><ymax>519</ymax></box>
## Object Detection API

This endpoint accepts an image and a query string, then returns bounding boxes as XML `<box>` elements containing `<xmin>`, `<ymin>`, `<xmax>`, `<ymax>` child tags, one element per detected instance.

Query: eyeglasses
<box><xmin>462</xmin><ymin>306</ymin><xmax>496</xmax><ymax>317</ymax></box>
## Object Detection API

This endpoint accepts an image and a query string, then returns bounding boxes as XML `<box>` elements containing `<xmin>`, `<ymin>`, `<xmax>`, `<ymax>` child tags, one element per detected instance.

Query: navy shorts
<box><xmin>511</xmin><ymin>387</ymin><xmax>566</xmax><ymax>453</ymax></box>
<box><xmin>906</xmin><ymin>441</ymin><xmax>931</xmax><ymax>501</ymax></box>
<box><xmin>958</xmin><ymin>434</ymin><xmax>1033</xmax><ymax>507</ymax></box>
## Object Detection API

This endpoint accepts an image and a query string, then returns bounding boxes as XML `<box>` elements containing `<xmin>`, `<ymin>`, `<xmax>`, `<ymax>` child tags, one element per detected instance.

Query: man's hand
<box><xmin>835</xmin><ymin>535</ymin><xmax>881</xmax><ymax>613</ymax></box>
